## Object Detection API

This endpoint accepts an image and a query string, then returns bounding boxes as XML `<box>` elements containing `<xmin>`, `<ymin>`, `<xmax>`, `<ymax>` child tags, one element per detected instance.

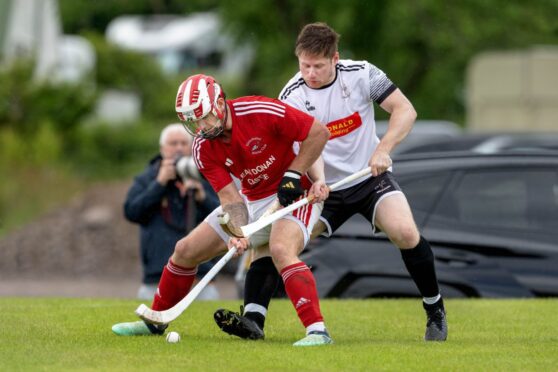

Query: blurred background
<box><xmin>0</xmin><ymin>0</ymin><xmax>557</xmax><ymax>298</ymax></box>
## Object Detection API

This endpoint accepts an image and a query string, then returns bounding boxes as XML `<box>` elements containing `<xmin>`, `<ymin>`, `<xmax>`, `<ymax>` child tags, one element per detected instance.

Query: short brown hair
<box><xmin>295</xmin><ymin>22</ymin><xmax>340</xmax><ymax>58</ymax></box>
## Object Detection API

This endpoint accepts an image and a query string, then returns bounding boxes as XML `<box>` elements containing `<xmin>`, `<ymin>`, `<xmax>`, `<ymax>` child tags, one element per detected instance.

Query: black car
<box><xmin>391</xmin><ymin>132</ymin><xmax>558</xmax><ymax>156</ymax></box>
<box><xmin>301</xmin><ymin>151</ymin><xmax>558</xmax><ymax>298</ymax></box>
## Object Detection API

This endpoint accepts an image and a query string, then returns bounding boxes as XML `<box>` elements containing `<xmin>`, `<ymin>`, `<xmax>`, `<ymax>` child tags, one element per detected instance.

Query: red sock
<box><xmin>152</xmin><ymin>259</ymin><xmax>197</xmax><ymax>311</ymax></box>
<box><xmin>281</xmin><ymin>262</ymin><xmax>323</xmax><ymax>328</ymax></box>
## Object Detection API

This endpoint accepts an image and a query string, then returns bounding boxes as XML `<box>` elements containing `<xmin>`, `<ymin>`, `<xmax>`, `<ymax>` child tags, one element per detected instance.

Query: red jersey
<box><xmin>192</xmin><ymin>96</ymin><xmax>314</xmax><ymax>201</ymax></box>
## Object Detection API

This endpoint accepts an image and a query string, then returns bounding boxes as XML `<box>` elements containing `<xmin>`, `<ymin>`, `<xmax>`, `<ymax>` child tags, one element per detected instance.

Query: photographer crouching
<box><xmin>124</xmin><ymin>123</ymin><xmax>219</xmax><ymax>300</ymax></box>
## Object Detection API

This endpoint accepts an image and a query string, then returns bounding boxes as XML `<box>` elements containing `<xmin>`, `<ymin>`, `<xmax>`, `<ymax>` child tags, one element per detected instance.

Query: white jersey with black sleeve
<box><xmin>279</xmin><ymin>59</ymin><xmax>397</xmax><ymax>190</ymax></box>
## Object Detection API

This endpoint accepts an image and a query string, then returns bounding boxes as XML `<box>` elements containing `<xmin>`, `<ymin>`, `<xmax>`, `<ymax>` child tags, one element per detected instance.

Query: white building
<box><xmin>0</xmin><ymin>0</ymin><xmax>94</xmax><ymax>83</ymax></box>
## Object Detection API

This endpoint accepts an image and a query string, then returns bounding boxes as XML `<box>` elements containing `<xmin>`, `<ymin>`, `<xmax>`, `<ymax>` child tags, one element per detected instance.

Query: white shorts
<box><xmin>205</xmin><ymin>193</ymin><xmax>323</xmax><ymax>248</ymax></box>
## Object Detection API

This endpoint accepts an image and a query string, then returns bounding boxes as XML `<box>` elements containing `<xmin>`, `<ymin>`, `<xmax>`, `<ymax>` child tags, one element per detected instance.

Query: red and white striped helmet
<box><xmin>175</xmin><ymin>74</ymin><xmax>225</xmax><ymax>138</ymax></box>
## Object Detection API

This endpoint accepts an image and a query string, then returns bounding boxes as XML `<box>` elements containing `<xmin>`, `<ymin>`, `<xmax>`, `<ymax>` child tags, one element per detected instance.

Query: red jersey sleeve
<box><xmin>192</xmin><ymin>137</ymin><xmax>233</xmax><ymax>194</ymax></box>
<box><xmin>274</xmin><ymin>101</ymin><xmax>315</xmax><ymax>142</ymax></box>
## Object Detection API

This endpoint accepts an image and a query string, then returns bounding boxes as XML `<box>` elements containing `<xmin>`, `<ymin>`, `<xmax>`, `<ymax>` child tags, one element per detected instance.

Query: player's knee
<box><xmin>269</xmin><ymin>241</ymin><xmax>286</xmax><ymax>258</ymax></box>
<box><xmin>389</xmin><ymin>225</ymin><xmax>420</xmax><ymax>249</ymax></box>
<box><xmin>269</xmin><ymin>242</ymin><xmax>291</xmax><ymax>268</ymax></box>
<box><xmin>172</xmin><ymin>238</ymin><xmax>202</xmax><ymax>266</ymax></box>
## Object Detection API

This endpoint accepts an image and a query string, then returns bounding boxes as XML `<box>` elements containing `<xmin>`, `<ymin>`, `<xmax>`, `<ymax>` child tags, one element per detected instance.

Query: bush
<box><xmin>0</xmin><ymin>126</ymin><xmax>81</xmax><ymax>236</ymax></box>
<box><xmin>0</xmin><ymin>61</ymin><xmax>96</xmax><ymax>135</ymax></box>
<box><xmin>65</xmin><ymin>121</ymin><xmax>162</xmax><ymax>179</ymax></box>
<box><xmin>86</xmin><ymin>33</ymin><xmax>178</xmax><ymax>122</ymax></box>
<box><xmin>0</xmin><ymin>124</ymin><xmax>62</xmax><ymax>167</ymax></box>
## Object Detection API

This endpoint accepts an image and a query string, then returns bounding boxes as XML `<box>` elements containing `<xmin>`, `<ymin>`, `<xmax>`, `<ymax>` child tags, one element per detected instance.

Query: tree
<box><xmin>218</xmin><ymin>0</ymin><xmax>558</xmax><ymax>123</ymax></box>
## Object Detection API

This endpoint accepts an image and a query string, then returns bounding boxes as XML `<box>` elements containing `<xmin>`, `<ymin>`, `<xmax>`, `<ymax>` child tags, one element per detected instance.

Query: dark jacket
<box><xmin>124</xmin><ymin>155</ymin><xmax>219</xmax><ymax>284</ymax></box>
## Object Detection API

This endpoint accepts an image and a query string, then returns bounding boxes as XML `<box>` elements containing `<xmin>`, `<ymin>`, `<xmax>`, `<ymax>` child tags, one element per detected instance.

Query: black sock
<box><xmin>400</xmin><ymin>236</ymin><xmax>440</xmax><ymax>298</ymax></box>
<box><xmin>243</xmin><ymin>256</ymin><xmax>280</xmax><ymax>329</ymax></box>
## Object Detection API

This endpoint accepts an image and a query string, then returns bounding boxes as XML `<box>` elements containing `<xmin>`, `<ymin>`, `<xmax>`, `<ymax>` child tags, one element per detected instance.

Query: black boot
<box><xmin>423</xmin><ymin>298</ymin><xmax>448</xmax><ymax>341</ymax></box>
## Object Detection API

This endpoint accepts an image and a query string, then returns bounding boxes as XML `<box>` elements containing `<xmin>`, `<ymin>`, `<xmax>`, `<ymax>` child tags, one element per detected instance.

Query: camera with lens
<box><xmin>174</xmin><ymin>155</ymin><xmax>201</xmax><ymax>181</ymax></box>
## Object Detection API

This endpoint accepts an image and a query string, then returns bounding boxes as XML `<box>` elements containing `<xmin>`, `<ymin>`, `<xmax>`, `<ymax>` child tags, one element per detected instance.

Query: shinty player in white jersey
<box><xmin>214</xmin><ymin>22</ymin><xmax>448</xmax><ymax>342</ymax></box>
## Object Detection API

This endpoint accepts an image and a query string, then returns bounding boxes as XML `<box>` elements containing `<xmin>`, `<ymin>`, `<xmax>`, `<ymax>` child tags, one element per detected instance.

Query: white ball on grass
<box><xmin>166</xmin><ymin>331</ymin><xmax>181</xmax><ymax>343</ymax></box>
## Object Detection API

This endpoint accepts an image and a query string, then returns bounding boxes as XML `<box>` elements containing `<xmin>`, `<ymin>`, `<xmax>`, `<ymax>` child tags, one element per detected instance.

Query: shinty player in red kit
<box><xmin>112</xmin><ymin>74</ymin><xmax>333</xmax><ymax>346</ymax></box>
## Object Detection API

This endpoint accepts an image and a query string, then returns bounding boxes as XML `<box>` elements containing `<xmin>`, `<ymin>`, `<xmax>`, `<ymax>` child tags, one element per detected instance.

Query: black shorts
<box><xmin>321</xmin><ymin>171</ymin><xmax>402</xmax><ymax>236</ymax></box>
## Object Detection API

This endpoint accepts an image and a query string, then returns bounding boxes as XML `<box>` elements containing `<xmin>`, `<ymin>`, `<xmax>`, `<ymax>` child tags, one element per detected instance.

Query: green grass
<box><xmin>0</xmin><ymin>298</ymin><xmax>556</xmax><ymax>371</ymax></box>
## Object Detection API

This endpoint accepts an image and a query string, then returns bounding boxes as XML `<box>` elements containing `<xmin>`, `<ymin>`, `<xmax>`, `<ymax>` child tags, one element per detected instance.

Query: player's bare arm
<box><xmin>276</xmin><ymin>119</ymin><xmax>329</xmax><ymax>207</ymax></box>
<box><xmin>307</xmin><ymin>156</ymin><xmax>329</xmax><ymax>203</ymax></box>
<box><xmin>370</xmin><ymin>89</ymin><xmax>417</xmax><ymax>176</ymax></box>
<box><xmin>217</xmin><ymin>182</ymin><xmax>249</xmax><ymax>241</ymax></box>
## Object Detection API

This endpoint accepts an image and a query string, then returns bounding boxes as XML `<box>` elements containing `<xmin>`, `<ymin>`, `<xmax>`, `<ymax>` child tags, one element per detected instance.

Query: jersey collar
<box><xmin>304</xmin><ymin>66</ymin><xmax>338</xmax><ymax>90</ymax></box>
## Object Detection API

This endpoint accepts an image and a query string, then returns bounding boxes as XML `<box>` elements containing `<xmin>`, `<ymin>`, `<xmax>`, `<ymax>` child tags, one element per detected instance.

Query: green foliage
<box><xmin>0</xmin><ymin>61</ymin><xmax>33</xmax><ymax>128</ymax></box>
<box><xmin>57</xmin><ymin>0</ymin><xmax>558</xmax><ymax>124</ymax></box>
<box><xmin>3</xmin><ymin>1</ymin><xmax>557</xmax><ymax>233</ymax></box>
<box><xmin>27</xmin><ymin>82</ymin><xmax>97</xmax><ymax>132</ymax></box>
<box><xmin>217</xmin><ymin>0</ymin><xmax>558</xmax><ymax>123</ymax></box>
<box><xmin>30</xmin><ymin>122</ymin><xmax>63</xmax><ymax>165</ymax></box>
<box><xmin>0</xmin><ymin>34</ymin><xmax>181</xmax><ymax>234</ymax></box>
<box><xmin>65</xmin><ymin>122</ymin><xmax>162</xmax><ymax>179</ymax></box>
<box><xmin>0</xmin><ymin>61</ymin><xmax>96</xmax><ymax>134</ymax></box>
<box><xmin>0</xmin><ymin>128</ymin><xmax>82</xmax><ymax>235</ymax></box>
<box><xmin>86</xmin><ymin>32</ymin><xmax>178</xmax><ymax>122</ymax></box>
<box><xmin>0</xmin><ymin>124</ymin><xmax>63</xmax><ymax>167</ymax></box>
<box><xmin>0</xmin><ymin>120</ymin><xmax>161</xmax><ymax>235</ymax></box>
<box><xmin>0</xmin><ymin>34</ymin><xmax>178</xmax><ymax>158</ymax></box>
<box><xmin>0</xmin><ymin>163</ymin><xmax>84</xmax><ymax>236</ymax></box>
<box><xmin>84</xmin><ymin>32</ymin><xmax>246</xmax><ymax>121</ymax></box>
<box><xmin>59</xmin><ymin>0</ymin><xmax>220</xmax><ymax>34</ymax></box>
<box><xmin>0</xmin><ymin>298</ymin><xmax>557</xmax><ymax>370</ymax></box>
<box><xmin>0</xmin><ymin>129</ymin><xmax>26</xmax><ymax>165</ymax></box>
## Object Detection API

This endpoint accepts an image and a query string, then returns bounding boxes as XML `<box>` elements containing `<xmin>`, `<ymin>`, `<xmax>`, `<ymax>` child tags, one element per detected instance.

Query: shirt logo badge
<box><xmin>326</xmin><ymin>112</ymin><xmax>363</xmax><ymax>139</ymax></box>
<box><xmin>246</xmin><ymin>137</ymin><xmax>268</xmax><ymax>155</ymax></box>
<box><xmin>305</xmin><ymin>100</ymin><xmax>315</xmax><ymax>111</ymax></box>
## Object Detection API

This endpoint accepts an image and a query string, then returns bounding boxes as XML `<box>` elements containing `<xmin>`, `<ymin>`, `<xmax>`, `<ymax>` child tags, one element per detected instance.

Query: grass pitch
<box><xmin>1</xmin><ymin>298</ymin><xmax>556</xmax><ymax>371</ymax></box>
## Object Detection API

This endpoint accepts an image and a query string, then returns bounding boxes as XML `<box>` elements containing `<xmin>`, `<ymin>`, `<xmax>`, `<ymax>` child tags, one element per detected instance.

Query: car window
<box><xmin>398</xmin><ymin>173</ymin><xmax>451</xmax><ymax>226</ymax></box>
<box><xmin>432</xmin><ymin>169</ymin><xmax>558</xmax><ymax>232</ymax></box>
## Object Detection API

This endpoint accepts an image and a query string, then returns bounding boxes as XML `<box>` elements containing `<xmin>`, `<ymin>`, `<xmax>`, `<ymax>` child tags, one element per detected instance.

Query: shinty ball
<box><xmin>166</xmin><ymin>331</ymin><xmax>181</xmax><ymax>343</ymax></box>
